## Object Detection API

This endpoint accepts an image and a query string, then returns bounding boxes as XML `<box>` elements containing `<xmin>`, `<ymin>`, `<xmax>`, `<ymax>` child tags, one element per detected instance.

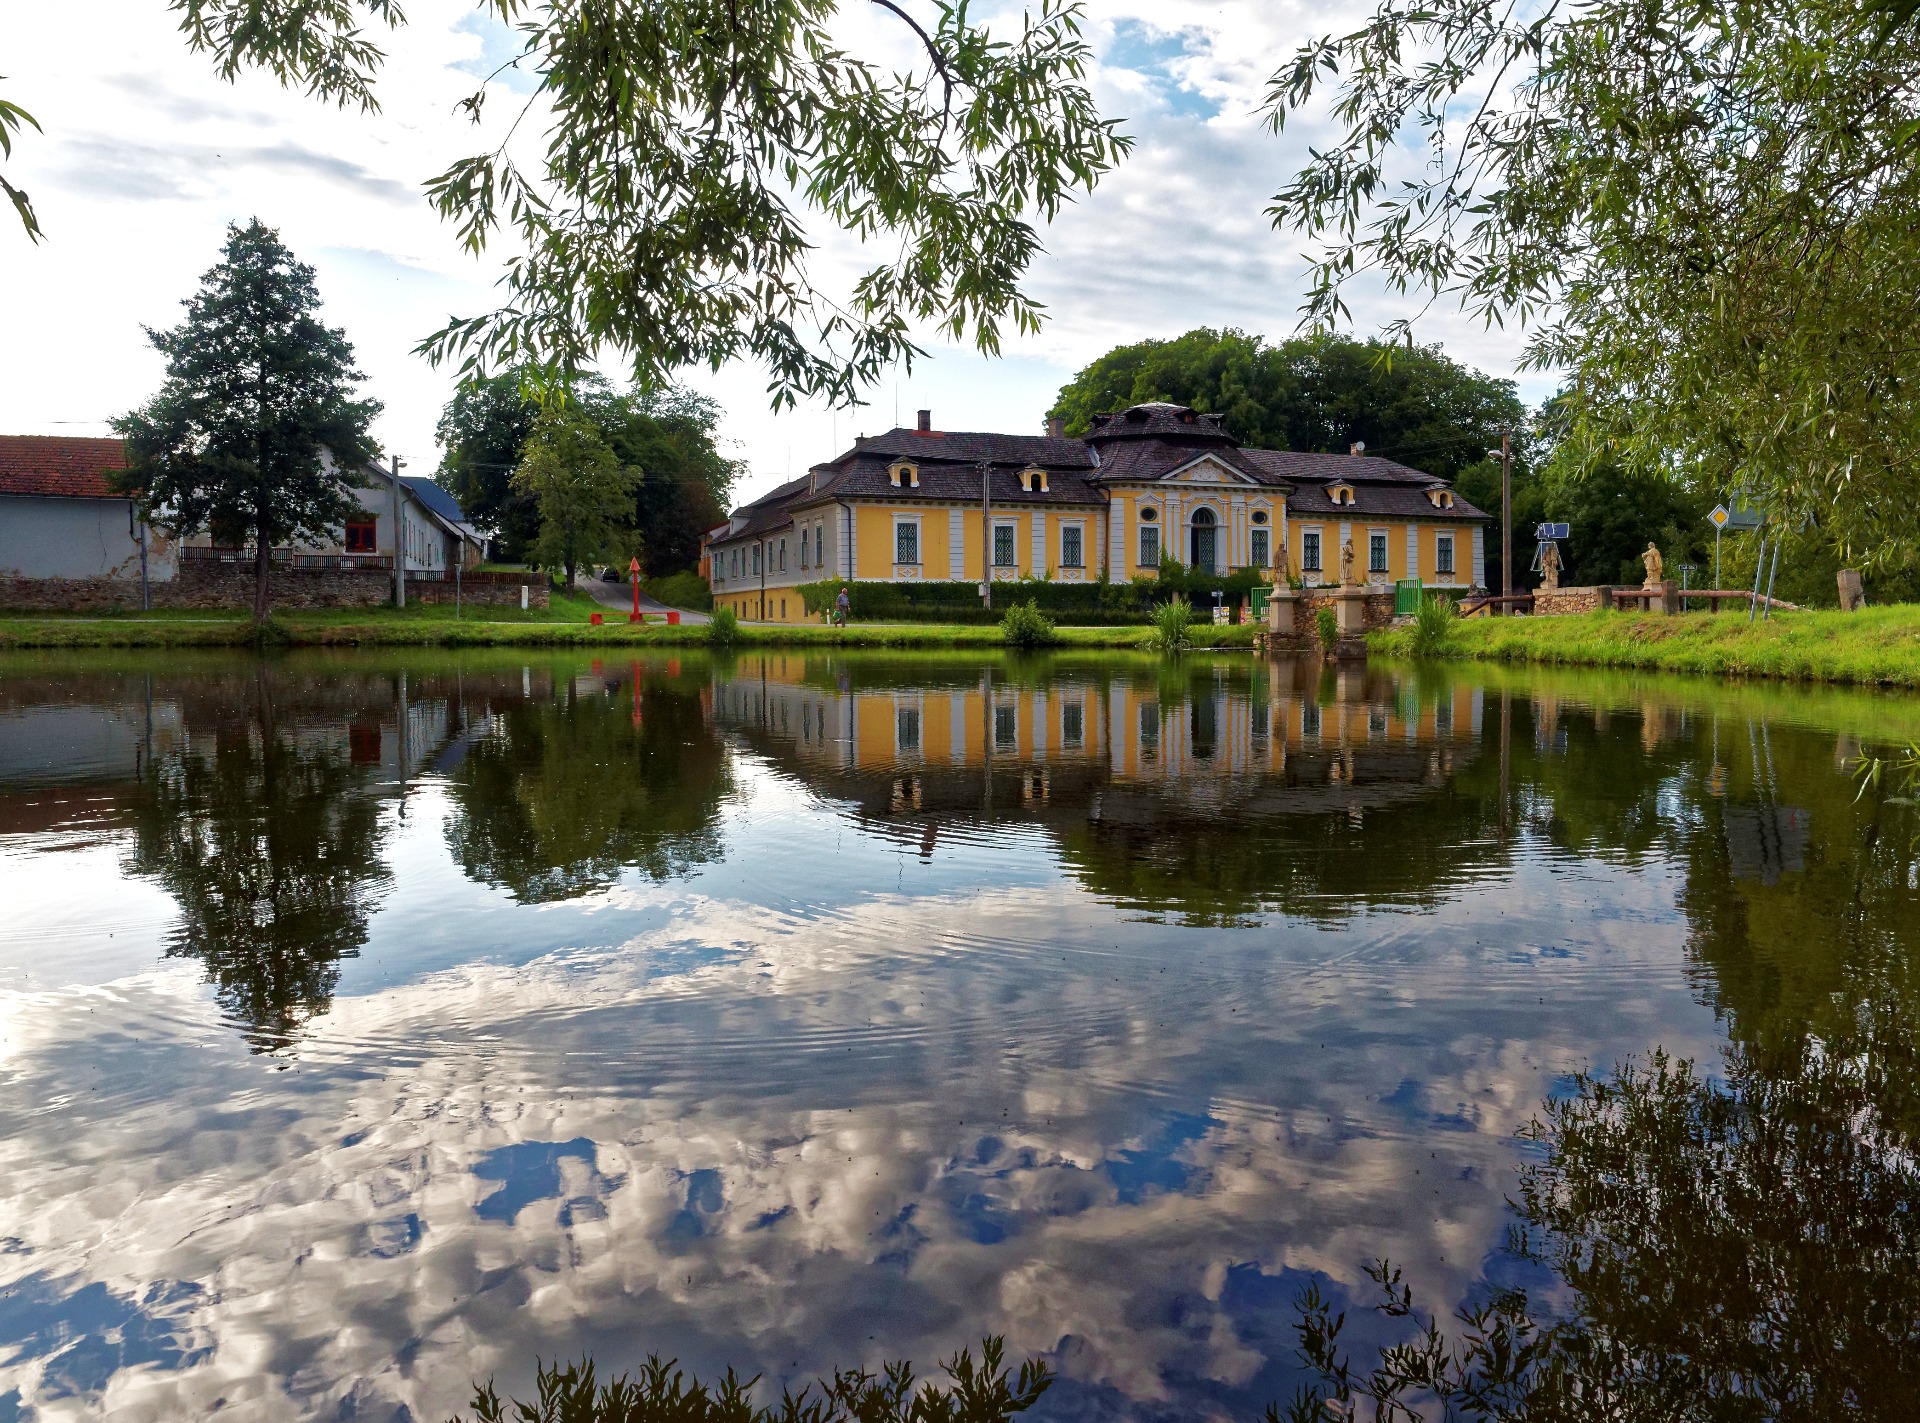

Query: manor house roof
<box><xmin>706</xmin><ymin>404</ymin><xmax>1488</xmax><ymax>539</ymax></box>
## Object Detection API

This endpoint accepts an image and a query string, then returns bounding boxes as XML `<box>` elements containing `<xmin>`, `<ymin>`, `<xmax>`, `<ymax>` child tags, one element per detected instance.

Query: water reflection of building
<box><xmin>707</xmin><ymin>655</ymin><xmax>1491</xmax><ymax>920</ymax></box>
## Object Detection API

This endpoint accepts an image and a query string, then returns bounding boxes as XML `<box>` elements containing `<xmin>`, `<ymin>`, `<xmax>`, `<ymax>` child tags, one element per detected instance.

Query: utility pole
<box><xmin>980</xmin><ymin>459</ymin><xmax>993</xmax><ymax>611</ymax></box>
<box><xmin>1499</xmin><ymin>429</ymin><xmax>1513</xmax><ymax>614</ymax></box>
<box><xmin>390</xmin><ymin>454</ymin><xmax>407</xmax><ymax>608</ymax></box>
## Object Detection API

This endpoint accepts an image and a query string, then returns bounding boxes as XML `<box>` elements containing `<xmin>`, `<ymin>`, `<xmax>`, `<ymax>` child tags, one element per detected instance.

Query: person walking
<box><xmin>834</xmin><ymin>585</ymin><xmax>852</xmax><ymax>626</ymax></box>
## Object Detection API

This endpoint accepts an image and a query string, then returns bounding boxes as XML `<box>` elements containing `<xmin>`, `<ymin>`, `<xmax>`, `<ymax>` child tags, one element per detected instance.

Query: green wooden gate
<box><xmin>1393</xmin><ymin>579</ymin><xmax>1423</xmax><ymax>615</ymax></box>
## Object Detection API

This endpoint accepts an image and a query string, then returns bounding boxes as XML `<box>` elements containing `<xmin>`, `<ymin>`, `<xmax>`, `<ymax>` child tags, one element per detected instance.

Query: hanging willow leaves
<box><xmin>152</xmin><ymin>0</ymin><xmax>1128</xmax><ymax>407</ymax></box>
<box><xmin>1262</xmin><ymin>0</ymin><xmax>1920</xmax><ymax>569</ymax></box>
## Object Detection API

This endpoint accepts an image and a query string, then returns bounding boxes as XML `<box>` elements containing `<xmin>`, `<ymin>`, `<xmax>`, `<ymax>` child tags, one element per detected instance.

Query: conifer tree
<box><xmin>115</xmin><ymin>219</ymin><xmax>381</xmax><ymax>622</ymax></box>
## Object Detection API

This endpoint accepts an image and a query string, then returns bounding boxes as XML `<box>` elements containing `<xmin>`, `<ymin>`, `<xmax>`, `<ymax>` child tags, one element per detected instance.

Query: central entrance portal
<box><xmin>1189</xmin><ymin>507</ymin><xmax>1218</xmax><ymax>573</ymax></box>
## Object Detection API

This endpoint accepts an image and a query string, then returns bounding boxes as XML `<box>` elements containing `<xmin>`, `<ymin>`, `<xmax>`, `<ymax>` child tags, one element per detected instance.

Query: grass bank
<box><xmin>0</xmin><ymin>604</ymin><xmax>1258</xmax><ymax>652</ymax></box>
<box><xmin>1372</xmin><ymin>604</ymin><xmax>1920</xmax><ymax>688</ymax></box>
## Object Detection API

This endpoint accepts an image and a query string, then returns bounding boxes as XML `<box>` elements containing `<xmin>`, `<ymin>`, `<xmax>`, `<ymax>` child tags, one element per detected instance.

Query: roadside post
<box><xmin>629</xmin><ymin>557</ymin><xmax>643</xmax><ymax>623</ymax></box>
<box><xmin>1708</xmin><ymin>505</ymin><xmax>1730</xmax><ymax>599</ymax></box>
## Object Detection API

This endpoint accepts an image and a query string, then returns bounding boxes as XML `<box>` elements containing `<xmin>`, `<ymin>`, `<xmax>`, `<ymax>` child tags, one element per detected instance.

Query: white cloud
<box><xmin>1</xmin><ymin>0</ymin><xmax>1554</xmax><ymax>509</ymax></box>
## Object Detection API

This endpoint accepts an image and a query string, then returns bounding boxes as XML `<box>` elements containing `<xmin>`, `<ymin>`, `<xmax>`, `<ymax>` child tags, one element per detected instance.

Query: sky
<box><xmin>3</xmin><ymin>1</ymin><xmax>1553</xmax><ymax>507</ymax></box>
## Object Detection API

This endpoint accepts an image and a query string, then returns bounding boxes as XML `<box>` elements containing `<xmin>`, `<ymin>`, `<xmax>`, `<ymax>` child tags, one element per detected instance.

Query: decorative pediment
<box><xmin>1163</xmin><ymin>456</ymin><xmax>1256</xmax><ymax>486</ymax></box>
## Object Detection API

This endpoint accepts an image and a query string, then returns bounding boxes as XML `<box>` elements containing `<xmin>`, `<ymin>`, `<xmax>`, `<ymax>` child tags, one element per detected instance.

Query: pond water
<box><xmin>0</xmin><ymin>650</ymin><xmax>1916</xmax><ymax>1420</ymax></box>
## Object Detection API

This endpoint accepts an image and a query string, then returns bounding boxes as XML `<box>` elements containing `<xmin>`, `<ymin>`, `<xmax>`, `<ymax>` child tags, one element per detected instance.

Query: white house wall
<box><xmin>0</xmin><ymin>496</ymin><xmax>178</xmax><ymax>581</ymax></box>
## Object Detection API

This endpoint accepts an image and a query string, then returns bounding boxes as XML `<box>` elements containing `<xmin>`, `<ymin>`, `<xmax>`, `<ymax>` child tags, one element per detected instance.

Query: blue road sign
<box><xmin>1535</xmin><ymin>522</ymin><xmax>1570</xmax><ymax>541</ymax></box>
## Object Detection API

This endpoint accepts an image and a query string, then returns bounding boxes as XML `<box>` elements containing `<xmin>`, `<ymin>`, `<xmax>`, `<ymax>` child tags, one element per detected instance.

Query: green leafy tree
<box><xmin>438</xmin><ymin>373</ymin><xmax>741</xmax><ymax>574</ymax></box>
<box><xmin>25</xmin><ymin>0</ymin><xmax>1130</xmax><ymax>407</ymax></box>
<box><xmin>586</xmin><ymin>385</ymin><xmax>741</xmax><ymax>577</ymax></box>
<box><xmin>435</xmin><ymin>368</ymin><xmax>542</xmax><ymax>562</ymax></box>
<box><xmin>113</xmin><ymin>219</ymin><xmax>381</xmax><ymax>621</ymax></box>
<box><xmin>1261</xmin><ymin>0</ymin><xmax>1920</xmax><ymax>572</ymax></box>
<box><xmin>1050</xmin><ymin>328</ymin><xmax>1525</xmax><ymax>485</ymax></box>
<box><xmin>511</xmin><ymin>408</ymin><xmax>637</xmax><ymax>591</ymax></box>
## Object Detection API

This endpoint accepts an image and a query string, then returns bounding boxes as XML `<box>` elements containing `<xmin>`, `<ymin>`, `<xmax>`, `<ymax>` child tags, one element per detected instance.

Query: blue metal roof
<box><xmin>400</xmin><ymin>475</ymin><xmax>470</xmax><ymax>528</ymax></box>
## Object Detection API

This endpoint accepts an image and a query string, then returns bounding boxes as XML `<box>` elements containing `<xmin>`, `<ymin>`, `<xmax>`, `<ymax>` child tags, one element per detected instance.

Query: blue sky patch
<box><xmin>452</xmin><ymin>13</ymin><xmax>541</xmax><ymax>95</ymax></box>
<box><xmin>0</xmin><ymin>1274</ymin><xmax>210</xmax><ymax>1401</ymax></box>
<box><xmin>1106</xmin><ymin>1110</ymin><xmax>1215</xmax><ymax>1204</ymax></box>
<box><xmin>472</xmin><ymin>1138</ymin><xmax>601</xmax><ymax>1224</ymax></box>
<box><xmin>1105</xmin><ymin>21</ymin><xmax>1219</xmax><ymax>122</ymax></box>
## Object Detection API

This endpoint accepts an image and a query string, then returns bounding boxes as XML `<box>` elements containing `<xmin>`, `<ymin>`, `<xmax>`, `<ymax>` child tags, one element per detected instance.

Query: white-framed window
<box><xmin>1061</xmin><ymin>523</ymin><xmax>1084</xmax><ymax>568</ymax></box>
<box><xmin>1302</xmin><ymin>529</ymin><xmax>1323</xmax><ymax>572</ymax></box>
<box><xmin>1369</xmin><ymin>530</ymin><xmax>1389</xmax><ymax>574</ymax></box>
<box><xmin>779</xmin><ymin>537</ymin><xmax>787</xmax><ymax>571</ymax></box>
<box><xmin>993</xmin><ymin>521</ymin><xmax>1017</xmax><ymax>568</ymax></box>
<box><xmin>1436</xmin><ymin>533</ymin><xmax>1455</xmax><ymax>576</ymax></box>
<box><xmin>894</xmin><ymin>517</ymin><xmax>921</xmax><ymax>566</ymax></box>
<box><xmin>752</xmin><ymin>544</ymin><xmax>762</xmax><ymax>575</ymax></box>
<box><xmin>814</xmin><ymin>524</ymin><xmax>824</xmax><ymax>566</ymax></box>
<box><xmin>1250</xmin><ymin>528</ymin><xmax>1270</xmax><ymax>567</ymax></box>
<box><xmin>1138</xmin><ymin>525</ymin><xmax>1160</xmax><ymax>567</ymax></box>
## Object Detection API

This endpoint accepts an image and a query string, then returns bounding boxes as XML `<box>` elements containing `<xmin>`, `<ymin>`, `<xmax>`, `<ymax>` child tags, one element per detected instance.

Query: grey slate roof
<box><xmin>708</xmin><ymin>404</ymin><xmax>1490</xmax><ymax>538</ymax></box>
<box><xmin>400</xmin><ymin>475</ymin><xmax>468</xmax><ymax>526</ymax></box>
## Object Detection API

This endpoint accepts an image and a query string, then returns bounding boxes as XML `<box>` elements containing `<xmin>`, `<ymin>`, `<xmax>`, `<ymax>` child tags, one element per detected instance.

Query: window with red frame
<box><xmin>344</xmin><ymin>518</ymin><xmax>377</xmax><ymax>553</ymax></box>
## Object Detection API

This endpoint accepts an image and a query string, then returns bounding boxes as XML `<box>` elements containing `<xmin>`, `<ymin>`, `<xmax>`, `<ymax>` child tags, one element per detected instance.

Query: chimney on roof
<box><xmin>916</xmin><ymin>409</ymin><xmax>932</xmax><ymax>433</ymax></box>
<box><xmin>1349</xmin><ymin>440</ymin><xmax>1367</xmax><ymax>456</ymax></box>
<box><xmin>1046</xmin><ymin>414</ymin><xmax>1065</xmax><ymax>439</ymax></box>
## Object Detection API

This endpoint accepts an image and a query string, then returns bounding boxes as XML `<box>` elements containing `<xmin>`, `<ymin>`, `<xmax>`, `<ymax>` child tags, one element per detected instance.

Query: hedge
<box><xmin>797</xmin><ymin>566</ymin><xmax>1274</xmax><ymax>626</ymax></box>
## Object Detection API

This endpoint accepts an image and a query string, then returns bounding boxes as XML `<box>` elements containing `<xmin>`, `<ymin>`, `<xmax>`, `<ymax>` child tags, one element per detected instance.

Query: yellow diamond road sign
<box><xmin>1709</xmin><ymin>505</ymin><xmax>1731</xmax><ymax>529</ymax></box>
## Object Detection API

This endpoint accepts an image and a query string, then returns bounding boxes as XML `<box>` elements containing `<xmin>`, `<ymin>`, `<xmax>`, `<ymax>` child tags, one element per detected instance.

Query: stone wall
<box><xmin>1533</xmin><ymin>586</ymin><xmax>1605</xmax><ymax>617</ymax></box>
<box><xmin>0</xmin><ymin>566</ymin><xmax>548</xmax><ymax>612</ymax></box>
<box><xmin>1259</xmin><ymin>588</ymin><xmax>1397</xmax><ymax>653</ymax></box>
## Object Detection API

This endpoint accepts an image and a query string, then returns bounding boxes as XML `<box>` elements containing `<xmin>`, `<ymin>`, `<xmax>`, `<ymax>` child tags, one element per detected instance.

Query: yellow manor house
<box><xmin>704</xmin><ymin>401</ymin><xmax>1492</xmax><ymax>623</ymax></box>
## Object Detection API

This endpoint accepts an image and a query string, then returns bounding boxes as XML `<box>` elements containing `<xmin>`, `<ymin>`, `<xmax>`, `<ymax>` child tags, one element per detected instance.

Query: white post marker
<box><xmin>520</xmin><ymin>584</ymin><xmax>529</xmax><ymax>612</ymax></box>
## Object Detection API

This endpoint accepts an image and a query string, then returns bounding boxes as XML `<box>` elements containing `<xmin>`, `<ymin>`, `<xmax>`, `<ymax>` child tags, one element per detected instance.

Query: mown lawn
<box><xmin>0</xmin><ymin>601</ymin><xmax>1259</xmax><ymax>651</ymax></box>
<box><xmin>1371</xmin><ymin>604</ymin><xmax>1920</xmax><ymax>687</ymax></box>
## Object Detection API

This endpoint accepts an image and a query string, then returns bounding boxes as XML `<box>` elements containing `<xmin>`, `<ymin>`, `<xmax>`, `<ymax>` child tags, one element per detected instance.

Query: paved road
<box><xmin>579</xmin><ymin>576</ymin><xmax>711</xmax><ymax>625</ymax></box>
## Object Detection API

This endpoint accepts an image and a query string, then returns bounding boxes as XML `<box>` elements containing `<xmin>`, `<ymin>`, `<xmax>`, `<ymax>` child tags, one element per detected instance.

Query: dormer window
<box><xmin>1427</xmin><ymin>488</ymin><xmax>1455</xmax><ymax>509</ymax></box>
<box><xmin>1019</xmin><ymin>466</ymin><xmax>1049</xmax><ymax>493</ymax></box>
<box><xmin>889</xmin><ymin>461</ymin><xmax>919</xmax><ymax>489</ymax></box>
<box><xmin>1328</xmin><ymin>484</ymin><xmax>1355</xmax><ymax>507</ymax></box>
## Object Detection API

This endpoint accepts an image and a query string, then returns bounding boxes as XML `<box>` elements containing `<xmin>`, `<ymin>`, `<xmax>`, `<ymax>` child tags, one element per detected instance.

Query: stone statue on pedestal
<box><xmin>1540</xmin><ymin>540</ymin><xmax>1563</xmax><ymax>592</ymax></box>
<box><xmin>1641</xmin><ymin>542</ymin><xmax>1664</xmax><ymax>589</ymax></box>
<box><xmin>1339</xmin><ymin>536</ymin><xmax>1357</xmax><ymax>588</ymax></box>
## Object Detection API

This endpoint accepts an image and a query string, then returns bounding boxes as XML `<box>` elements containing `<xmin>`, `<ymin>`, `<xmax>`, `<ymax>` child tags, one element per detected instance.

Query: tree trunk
<box><xmin>564</xmin><ymin>557</ymin><xmax>576</xmax><ymax>592</ymax></box>
<box><xmin>253</xmin><ymin>511</ymin><xmax>272</xmax><ymax>623</ymax></box>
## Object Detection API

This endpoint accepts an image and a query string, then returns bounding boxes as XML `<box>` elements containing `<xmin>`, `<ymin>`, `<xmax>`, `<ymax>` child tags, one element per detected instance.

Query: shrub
<box><xmin>1410</xmin><ymin>592</ymin><xmax>1457</xmax><ymax>656</ymax></box>
<box><xmin>999</xmin><ymin>599</ymin><xmax>1059</xmax><ymax>648</ymax></box>
<box><xmin>1150</xmin><ymin>599</ymin><xmax>1194</xmax><ymax>653</ymax></box>
<box><xmin>644</xmin><ymin>569</ymin><xmax>714</xmax><ymax>612</ymax></box>
<box><xmin>1315</xmin><ymin>605</ymin><xmax>1339</xmax><ymax>652</ymax></box>
<box><xmin>796</xmin><ymin>578</ymin><xmax>1160</xmax><ymax>625</ymax></box>
<box><xmin>708</xmin><ymin>606</ymin><xmax>740</xmax><ymax>645</ymax></box>
<box><xmin>452</xmin><ymin>1339</ymin><xmax>1051</xmax><ymax>1423</ymax></box>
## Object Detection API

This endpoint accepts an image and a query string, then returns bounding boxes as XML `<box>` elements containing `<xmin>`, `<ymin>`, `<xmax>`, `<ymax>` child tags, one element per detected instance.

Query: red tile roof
<box><xmin>0</xmin><ymin>435</ymin><xmax>130</xmax><ymax>499</ymax></box>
